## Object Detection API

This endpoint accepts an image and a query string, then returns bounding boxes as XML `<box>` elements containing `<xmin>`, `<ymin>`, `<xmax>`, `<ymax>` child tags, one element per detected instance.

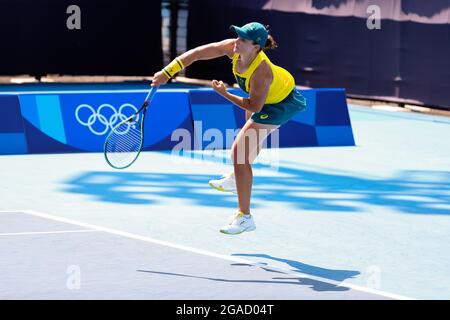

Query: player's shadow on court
<box><xmin>137</xmin><ymin>267</ymin><xmax>350</xmax><ymax>293</ymax></box>
<box><xmin>231</xmin><ymin>253</ymin><xmax>360</xmax><ymax>283</ymax></box>
<box><xmin>137</xmin><ymin>252</ymin><xmax>360</xmax><ymax>292</ymax></box>
<box><xmin>62</xmin><ymin>164</ymin><xmax>450</xmax><ymax>215</ymax></box>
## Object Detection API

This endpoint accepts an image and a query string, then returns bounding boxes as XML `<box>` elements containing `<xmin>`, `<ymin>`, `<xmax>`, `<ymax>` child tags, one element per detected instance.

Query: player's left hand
<box><xmin>212</xmin><ymin>80</ymin><xmax>227</xmax><ymax>96</ymax></box>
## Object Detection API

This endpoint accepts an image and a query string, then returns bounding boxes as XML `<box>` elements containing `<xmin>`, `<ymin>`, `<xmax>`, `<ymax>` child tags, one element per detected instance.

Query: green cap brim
<box><xmin>229</xmin><ymin>25</ymin><xmax>253</xmax><ymax>41</ymax></box>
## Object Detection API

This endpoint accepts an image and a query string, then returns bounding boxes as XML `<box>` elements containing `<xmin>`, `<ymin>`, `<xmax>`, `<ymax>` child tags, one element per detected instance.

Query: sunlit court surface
<box><xmin>1</xmin><ymin>84</ymin><xmax>449</xmax><ymax>300</ymax></box>
<box><xmin>1</xmin><ymin>0</ymin><xmax>450</xmax><ymax>309</ymax></box>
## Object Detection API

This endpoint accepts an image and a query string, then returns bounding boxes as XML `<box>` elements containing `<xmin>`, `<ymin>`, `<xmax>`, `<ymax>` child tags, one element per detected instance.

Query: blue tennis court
<box><xmin>1</xmin><ymin>83</ymin><xmax>449</xmax><ymax>299</ymax></box>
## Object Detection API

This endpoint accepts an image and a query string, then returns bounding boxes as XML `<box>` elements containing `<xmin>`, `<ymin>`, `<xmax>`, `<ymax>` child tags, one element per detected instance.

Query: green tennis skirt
<box><xmin>251</xmin><ymin>88</ymin><xmax>307</xmax><ymax>126</ymax></box>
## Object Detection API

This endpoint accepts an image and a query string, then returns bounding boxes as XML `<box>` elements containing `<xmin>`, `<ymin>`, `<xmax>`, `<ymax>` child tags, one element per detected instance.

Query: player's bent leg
<box><xmin>208</xmin><ymin>121</ymin><xmax>277</xmax><ymax>194</ymax></box>
<box><xmin>218</xmin><ymin>120</ymin><xmax>278</xmax><ymax>235</ymax></box>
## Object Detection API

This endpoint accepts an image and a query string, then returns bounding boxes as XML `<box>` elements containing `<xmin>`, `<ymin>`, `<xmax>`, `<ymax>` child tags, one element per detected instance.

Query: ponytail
<box><xmin>260</xmin><ymin>25</ymin><xmax>278</xmax><ymax>51</ymax></box>
<box><xmin>263</xmin><ymin>34</ymin><xmax>278</xmax><ymax>51</ymax></box>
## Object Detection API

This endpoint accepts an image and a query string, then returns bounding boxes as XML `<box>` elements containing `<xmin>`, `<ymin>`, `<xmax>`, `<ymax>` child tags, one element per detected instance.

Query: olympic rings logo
<box><xmin>75</xmin><ymin>103</ymin><xmax>139</xmax><ymax>136</ymax></box>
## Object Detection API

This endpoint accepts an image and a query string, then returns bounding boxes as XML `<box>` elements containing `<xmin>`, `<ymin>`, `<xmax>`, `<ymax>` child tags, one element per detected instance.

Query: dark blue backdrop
<box><xmin>0</xmin><ymin>0</ymin><xmax>162</xmax><ymax>76</ymax></box>
<box><xmin>186</xmin><ymin>0</ymin><xmax>450</xmax><ymax>110</ymax></box>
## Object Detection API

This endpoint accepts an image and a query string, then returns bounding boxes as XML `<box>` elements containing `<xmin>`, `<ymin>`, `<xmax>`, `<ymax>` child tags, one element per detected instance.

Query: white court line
<box><xmin>0</xmin><ymin>229</ymin><xmax>99</xmax><ymax>237</ymax></box>
<box><xmin>1</xmin><ymin>210</ymin><xmax>414</xmax><ymax>300</ymax></box>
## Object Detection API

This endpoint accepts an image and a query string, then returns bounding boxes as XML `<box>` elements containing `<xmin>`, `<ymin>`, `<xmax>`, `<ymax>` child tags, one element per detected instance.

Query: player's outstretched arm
<box><xmin>152</xmin><ymin>39</ymin><xmax>235</xmax><ymax>87</ymax></box>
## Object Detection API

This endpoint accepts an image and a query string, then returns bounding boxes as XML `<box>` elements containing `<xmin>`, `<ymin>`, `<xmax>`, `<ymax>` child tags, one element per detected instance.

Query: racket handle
<box><xmin>144</xmin><ymin>86</ymin><xmax>158</xmax><ymax>104</ymax></box>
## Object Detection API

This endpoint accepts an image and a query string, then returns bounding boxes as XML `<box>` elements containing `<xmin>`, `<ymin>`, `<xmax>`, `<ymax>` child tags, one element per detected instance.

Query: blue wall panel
<box><xmin>0</xmin><ymin>95</ymin><xmax>28</xmax><ymax>154</ymax></box>
<box><xmin>0</xmin><ymin>95</ymin><xmax>25</xmax><ymax>133</ymax></box>
<box><xmin>315</xmin><ymin>89</ymin><xmax>351</xmax><ymax>126</ymax></box>
<box><xmin>190</xmin><ymin>88</ymin><xmax>354</xmax><ymax>150</ymax></box>
<box><xmin>277</xmin><ymin>121</ymin><xmax>319</xmax><ymax>148</ymax></box>
<box><xmin>0</xmin><ymin>133</ymin><xmax>28</xmax><ymax>154</ymax></box>
<box><xmin>189</xmin><ymin>90</ymin><xmax>243</xmax><ymax>150</ymax></box>
<box><xmin>22</xmin><ymin>118</ymin><xmax>83</xmax><ymax>154</ymax></box>
<box><xmin>36</xmin><ymin>95</ymin><xmax>67</xmax><ymax>144</ymax></box>
<box><xmin>1</xmin><ymin>87</ymin><xmax>354</xmax><ymax>155</ymax></box>
<box><xmin>316</xmin><ymin>126</ymin><xmax>355</xmax><ymax>146</ymax></box>
<box><xmin>19</xmin><ymin>95</ymin><xmax>40</xmax><ymax>129</ymax></box>
<box><xmin>294</xmin><ymin>89</ymin><xmax>316</xmax><ymax>126</ymax></box>
<box><xmin>17</xmin><ymin>90</ymin><xmax>194</xmax><ymax>153</ymax></box>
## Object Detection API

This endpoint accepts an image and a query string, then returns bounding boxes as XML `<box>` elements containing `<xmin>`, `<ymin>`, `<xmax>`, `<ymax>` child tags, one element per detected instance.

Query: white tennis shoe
<box><xmin>220</xmin><ymin>211</ymin><xmax>256</xmax><ymax>235</ymax></box>
<box><xmin>208</xmin><ymin>172</ymin><xmax>237</xmax><ymax>193</ymax></box>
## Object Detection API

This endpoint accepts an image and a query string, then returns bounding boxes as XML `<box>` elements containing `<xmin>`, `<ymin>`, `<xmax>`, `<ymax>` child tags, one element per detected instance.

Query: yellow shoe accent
<box><xmin>209</xmin><ymin>182</ymin><xmax>226</xmax><ymax>192</ymax></box>
<box><xmin>220</xmin><ymin>229</ymin><xmax>244</xmax><ymax>235</ymax></box>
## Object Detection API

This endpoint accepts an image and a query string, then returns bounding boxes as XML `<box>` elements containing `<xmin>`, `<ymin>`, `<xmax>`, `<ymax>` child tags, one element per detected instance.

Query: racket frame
<box><xmin>104</xmin><ymin>87</ymin><xmax>158</xmax><ymax>169</ymax></box>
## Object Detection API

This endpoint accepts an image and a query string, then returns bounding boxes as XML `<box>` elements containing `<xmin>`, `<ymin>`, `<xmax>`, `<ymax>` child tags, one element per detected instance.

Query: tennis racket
<box><xmin>104</xmin><ymin>86</ymin><xmax>158</xmax><ymax>169</ymax></box>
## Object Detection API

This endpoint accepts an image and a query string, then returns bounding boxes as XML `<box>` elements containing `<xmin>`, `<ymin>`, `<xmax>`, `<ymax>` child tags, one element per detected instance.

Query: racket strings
<box><xmin>105</xmin><ymin>122</ymin><xmax>143</xmax><ymax>168</ymax></box>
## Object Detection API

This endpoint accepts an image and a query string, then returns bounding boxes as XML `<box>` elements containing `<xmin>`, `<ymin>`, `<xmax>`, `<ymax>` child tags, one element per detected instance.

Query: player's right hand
<box><xmin>151</xmin><ymin>71</ymin><xmax>169</xmax><ymax>87</ymax></box>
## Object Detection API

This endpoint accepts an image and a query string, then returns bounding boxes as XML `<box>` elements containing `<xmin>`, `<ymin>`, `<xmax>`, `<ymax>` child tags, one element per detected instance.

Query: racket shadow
<box><xmin>136</xmin><ymin>268</ymin><xmax>351</xmax><ymax>293</ymax></box>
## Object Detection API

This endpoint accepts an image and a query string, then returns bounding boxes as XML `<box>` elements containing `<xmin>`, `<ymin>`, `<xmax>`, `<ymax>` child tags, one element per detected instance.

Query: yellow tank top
<box><xmin>232</xmin><ymin>51</ymin><xmax>295</xmax><ymax>104</ymax></box>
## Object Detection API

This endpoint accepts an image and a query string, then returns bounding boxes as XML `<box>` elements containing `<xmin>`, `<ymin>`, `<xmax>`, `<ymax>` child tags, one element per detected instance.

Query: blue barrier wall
<box><xmin>0</xmin><ymin>88</ymin><xmax>354</xmax><ymax>155</ymax></box>
<box><xmin>0</xmin><ymin>95</ymin><xmax>28</xmax><ymax>155</ymax></box>
<box><xmin>189</xmin><ymin>88</ymin><xmax>354</xmax><ymax>149</ymax></box>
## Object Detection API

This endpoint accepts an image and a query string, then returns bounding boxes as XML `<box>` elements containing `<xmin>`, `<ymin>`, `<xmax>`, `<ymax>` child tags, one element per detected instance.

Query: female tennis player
<box><xmin>152</xmin><ymin>22</ymin><xmax>306</xmax><ymax>235</ymax></box>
